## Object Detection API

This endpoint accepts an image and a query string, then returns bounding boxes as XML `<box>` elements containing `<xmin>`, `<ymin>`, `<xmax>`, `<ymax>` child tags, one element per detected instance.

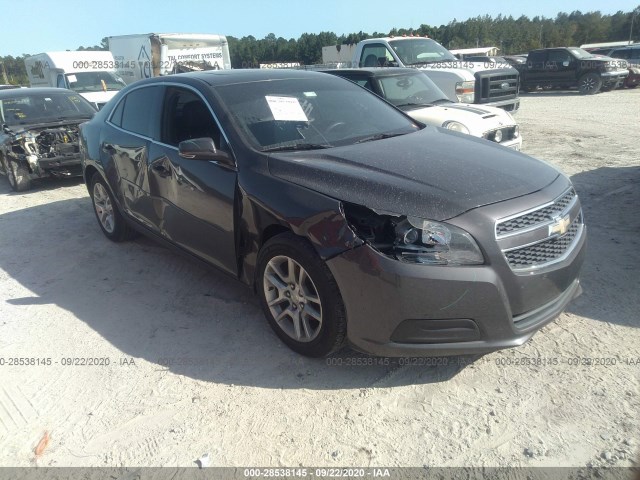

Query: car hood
<box><xmin>405</xmin><ymin>103</ymin><xmax>516</xmax><ymax>137</ymax></box>
<box><xmin>3</xmin><ymin>118</ymin><xmax>89</xmax><ymax>137</ymax></box>
<box><xmin>268</xmin><ymin>127</ymin><xmax>558</xmax><ymax>221</ymax></box>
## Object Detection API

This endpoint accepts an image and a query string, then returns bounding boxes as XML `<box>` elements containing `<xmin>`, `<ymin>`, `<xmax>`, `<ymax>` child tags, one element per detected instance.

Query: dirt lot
<box><xmin>0</xmin><ymin>88</ymin><xmax>638</xmax><ymax>469</ymax></box>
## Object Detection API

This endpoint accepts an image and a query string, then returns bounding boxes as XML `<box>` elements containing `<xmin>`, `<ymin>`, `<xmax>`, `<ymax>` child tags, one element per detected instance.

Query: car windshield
<box><xmin>568</xmin><ymin>48</ymin><xmax>595</xmax><ymax>59</ymax></box>
<box><xmin>0</xmin><ymin>91</ymin><xmax>96</xmax><ymax>127</ymax></box>
<box><xmin>66</xmin><ymin>71</ymin><xmax>126</xmax><ymax>93</ymax></box>
<box><xmin>389</xmin><ymin>38</ymin><xmax>458</xmax><ymax>65</ymax></box>
<box><xmin>378</xmin><ymin>71</ymin><xmax>451</xmax><ymax>107</ymax></box>
<box><xmin>214</xmin><ymin>75</ymin><xmax>421</xmax><ymax>151</ymax></box>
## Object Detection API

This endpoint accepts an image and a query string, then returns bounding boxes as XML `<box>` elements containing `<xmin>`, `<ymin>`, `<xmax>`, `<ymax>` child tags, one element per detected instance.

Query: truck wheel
<box><xmin>3</xmin><ymin>157</ymin><xmax>32</xmax><ymax>192</ymax></box>
<box><xmin>578</xmin><ymin>73</ymin><xmax>602</xmax><ymax>95</ymax></box>
<box><xmin>90</xmin><ymin>173</ymin><xmax>137</xmax><ymax>242</ymax></box>
<box><xmin>257</xmin><ymin>232</ymin><xmax>347</xmax><ymax>357</ymax></box>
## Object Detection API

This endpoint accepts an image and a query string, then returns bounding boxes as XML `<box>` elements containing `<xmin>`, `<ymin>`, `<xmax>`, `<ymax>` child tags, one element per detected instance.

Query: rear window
<box><xmin>118</xmin><ymin>86</ymin><xmax>161</xmax><ymax>138</ymax></box>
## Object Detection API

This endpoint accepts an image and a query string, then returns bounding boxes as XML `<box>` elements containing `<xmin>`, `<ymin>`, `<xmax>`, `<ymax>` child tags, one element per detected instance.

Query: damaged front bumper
<box><xmin>326</xmin><ymin>234</ymin><xmax>586</xmax><ymax>357</ymax></box>
<box><xmin>5</xmin><ymin>125</ymin><xmax>83</xmax><ymax>178</ymax></box>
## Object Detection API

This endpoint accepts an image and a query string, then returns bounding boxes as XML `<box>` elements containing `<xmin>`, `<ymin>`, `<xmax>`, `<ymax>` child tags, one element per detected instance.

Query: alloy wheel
<box><xmin>263</xmin><ymin>255</ymin><xmax>323</xmax><ymax>342</ymax></box>
<box><xmin>93</xmin><ymin>182</ymin><xmax>115</xmax><ymax>234</ymax></box>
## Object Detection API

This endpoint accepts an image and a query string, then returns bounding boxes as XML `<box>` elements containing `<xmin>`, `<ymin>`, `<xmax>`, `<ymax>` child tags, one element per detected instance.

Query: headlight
<box><xmin>493</xmin><ymin>129</ymin><xmax>503</xmax><ymax>143</ymax></box>
<box><xmin>455</xmin><ymin>80</ymin><xmax>475</xmax><ymax>103</ymax></box>
<box><xmin>443</xmin><ymin>121</ymin><xmax>470</xmax><ymax>135</ymax></box>
<box><xmin>513</xmin><ymin>125</ymin><xmax>520</xmax><ymax>138</ymax></box>
<box><xmin>394</xmin><ymin>218</ymin><xmax>484</xmax><ymax>265</ymax></box>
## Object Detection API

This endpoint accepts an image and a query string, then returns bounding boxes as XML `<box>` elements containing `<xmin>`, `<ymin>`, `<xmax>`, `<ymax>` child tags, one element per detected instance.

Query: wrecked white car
<box><xmin>0</xmin><ymin>88</ymin><xmax>96</xmax><ymax>191</ymax></box>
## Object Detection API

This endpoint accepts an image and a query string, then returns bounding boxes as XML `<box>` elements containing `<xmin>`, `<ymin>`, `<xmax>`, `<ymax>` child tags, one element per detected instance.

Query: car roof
<box><xmin>0</xmin><ymin>87</ymin><xmax>78</xmax><ymax>99</ymax></box>
<box><xmin>134</xmin><ymin>69</ymin><xmax>339</xmax><ymax>87</ymax></box>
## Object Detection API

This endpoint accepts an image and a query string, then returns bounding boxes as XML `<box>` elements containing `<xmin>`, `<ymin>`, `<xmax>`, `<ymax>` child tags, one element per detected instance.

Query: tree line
<box><xmin>2</xmin><ymin>7</ymin><xmax>639</xmax><ymax>85</ymax></box>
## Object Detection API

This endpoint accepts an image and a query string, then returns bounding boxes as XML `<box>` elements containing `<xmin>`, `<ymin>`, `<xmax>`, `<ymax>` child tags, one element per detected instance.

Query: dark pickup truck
<box><xmin>516</xmin><ymin>47</ymin><xmax>629</xmax><ymax>94</ymax></box>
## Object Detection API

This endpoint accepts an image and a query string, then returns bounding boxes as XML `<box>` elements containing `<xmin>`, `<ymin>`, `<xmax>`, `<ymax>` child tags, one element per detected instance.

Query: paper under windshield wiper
<box><xmin>262</xmin><ymin>143</ymin><xmax>331</xmax><ymax>152</ymax></box>
<box><xmin>355</xmin><ymin>132</ymin><xmax>408</xmax><ymax>144</ymax></box>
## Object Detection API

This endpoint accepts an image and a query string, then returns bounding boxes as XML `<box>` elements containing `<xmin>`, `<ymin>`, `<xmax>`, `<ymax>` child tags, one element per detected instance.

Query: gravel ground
<box><xmin>0</xmin><ymin>88</ymin><xmax>638</xmax><ymax>469</ymax></box>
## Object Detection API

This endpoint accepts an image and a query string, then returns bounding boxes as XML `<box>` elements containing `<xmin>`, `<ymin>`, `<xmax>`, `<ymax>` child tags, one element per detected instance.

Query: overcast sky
<box><xmin>3</xmin><ymin>0</ymin><xmax>638</xmax><ymax>56</ymax></box>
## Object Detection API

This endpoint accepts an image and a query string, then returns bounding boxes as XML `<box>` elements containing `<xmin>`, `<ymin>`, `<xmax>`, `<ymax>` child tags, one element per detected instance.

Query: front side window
<box><xmin>610</xmin><ymin>49</ymin><xmax>631</xmax><ymax>60</ymax></box>
<box><xmin>548</xmin><ymin>50</ymin><xmax>572</xmax><ymax>64</ymax></box>
<box><xmin>161</xmin><ymin>87</ymin><xmax>221</xmax><ymax>147</ymax></box>
<box><xmin>389</xmin><ymin>39</ymin><xmax>457</xmax><ymax>65</ymax></box>
<box><xmin>360</xmin><ymin>44</ymin><xmax>395</xmax><ymax>67</ymax></box>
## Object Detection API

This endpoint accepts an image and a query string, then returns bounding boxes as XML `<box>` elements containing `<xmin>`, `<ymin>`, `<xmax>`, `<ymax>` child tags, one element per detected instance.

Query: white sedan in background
<box><xmin>324</xmin><ymin>67</ymin><xmax>522</xmax><ymax>150</ymax></box>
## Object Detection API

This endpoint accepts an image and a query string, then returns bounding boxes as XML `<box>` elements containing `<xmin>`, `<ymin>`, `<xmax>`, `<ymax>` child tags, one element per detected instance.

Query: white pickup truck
<box><xmin>323</xmin><ymin>37</ymin><xmax>521</xmax><ymax>112</ymax></box>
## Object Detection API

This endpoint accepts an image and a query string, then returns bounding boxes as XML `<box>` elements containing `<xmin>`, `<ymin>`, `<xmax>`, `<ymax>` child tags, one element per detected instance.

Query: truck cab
<box><xmin>350</xmin><ymin>37</ymin><xmax>520</xmax><ymax>112</ymax></box>
<box><xmin>24</xmin><ymin>52</ymin><xmax>126</xmax><ymax>109</ymax></box>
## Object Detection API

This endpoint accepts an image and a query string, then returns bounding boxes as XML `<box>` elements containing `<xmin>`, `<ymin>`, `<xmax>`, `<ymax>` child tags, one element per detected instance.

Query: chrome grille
<box><xmin>496</xmin><ymin>188</ymin><xmax>576</xmax><ymax>236</ymax></box>
<box><xmin>504</xmin><ymin>214</ymin><xmax>582</xmax><ymax>269</ymax></box>
<box><xmin>476</xmin><ymin>71</ymin><xmax>519</xmax><ymax>103</ymax></box>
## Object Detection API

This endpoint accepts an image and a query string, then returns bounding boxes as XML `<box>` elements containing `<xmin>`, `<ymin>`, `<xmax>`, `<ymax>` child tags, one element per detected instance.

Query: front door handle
<box><xmin>152</xmin><ymin>164</ymin><xmax>172</xmax><ymax>177</ymax></box>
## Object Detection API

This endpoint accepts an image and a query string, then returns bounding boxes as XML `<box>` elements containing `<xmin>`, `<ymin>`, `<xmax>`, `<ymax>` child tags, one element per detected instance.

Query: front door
<box><xmin>148</xmin><ymin>85</ymin><xmax>238</xmax><ymax>275</ymax></box>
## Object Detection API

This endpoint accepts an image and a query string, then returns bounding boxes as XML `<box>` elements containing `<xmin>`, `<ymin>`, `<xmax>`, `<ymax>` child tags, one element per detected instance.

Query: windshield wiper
<box><xmin>432</xmin><ymin>98</ymin><xmax>454</xmax><ymax>104</ymax></box>
<box><xmin>396</xmin><ymin>102</ymin><xmax>431</xmax><ymax>108</ymax></box>
<box><xmin>355</xmin><ymin>132</ymin><xmax>408</xmax><ymax>144</ymax></box>
<box><xmin>262</xmin><ymin>143</ymin><xmax>332</xmax><ymax>152</ymax></box>
<box><xmin>57</xmin><ymin>115</ymin><xmax>92</xmax><ymax>120</ymax></box>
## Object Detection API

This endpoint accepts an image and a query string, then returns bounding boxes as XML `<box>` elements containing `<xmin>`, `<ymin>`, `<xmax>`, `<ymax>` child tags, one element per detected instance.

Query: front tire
<box><xmin>257</xmin><ymin>232</ymin><xmax>347</xmax><ymax>357</ymax></box>
<box><xmin>90</xmin><ymin>173</ymin><xmax>136</xmax><ymax>242</ymax></box>
<box><xmin>2</xmin><ymin>157</ymin><xmax>32</xmax><ymax>192</ymax></box>
<box><xmin>578</xmin><ymin>73</ymin><xmax>602</xmax><ymax>95</ymax></box>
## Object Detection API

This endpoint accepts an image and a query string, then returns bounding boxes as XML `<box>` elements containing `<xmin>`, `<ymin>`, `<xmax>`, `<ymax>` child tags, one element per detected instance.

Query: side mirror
<box><xmin>178</xmin><ymin>137</ymin><xmax>234</xmax><ymax>166</ymax></box>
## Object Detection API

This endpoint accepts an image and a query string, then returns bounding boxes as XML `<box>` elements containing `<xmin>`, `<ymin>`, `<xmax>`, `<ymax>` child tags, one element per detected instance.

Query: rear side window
<box><xmin>110</xmin><ymin>97</ymin><xmax>125</xmax><ymax>127</ymax></box>
<box><xmin>118</xmin><ymin>86</ymin><xmax>161</xmax><ymax>138</ymax></box>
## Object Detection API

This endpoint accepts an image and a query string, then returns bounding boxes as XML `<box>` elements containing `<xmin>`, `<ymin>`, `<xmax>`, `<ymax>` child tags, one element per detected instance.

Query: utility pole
<box><xmin>630</xmin><ymin>7</ymin><xmax>640</xmax><ymax>44</ymax></box>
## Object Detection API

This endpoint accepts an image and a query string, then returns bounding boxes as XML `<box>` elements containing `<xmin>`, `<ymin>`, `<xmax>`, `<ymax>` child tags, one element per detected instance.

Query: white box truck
<box><xmin>24</xmin><ymin>51</ymin><xmax>126</xmax><ymax>109</ymax></box>
<box><xmin>108</xmin><ymin>33</ymin><xmax>232</xmax><ymax>84</ymax></box>
<box><xmin>322</xmin><ymin>37</ymin><xmax>521</xmax><ymax>112</ymax></box>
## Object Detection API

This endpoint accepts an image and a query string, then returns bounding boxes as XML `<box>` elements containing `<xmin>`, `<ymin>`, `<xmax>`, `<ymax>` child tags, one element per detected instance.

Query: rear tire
<box><xmin>578</xmin><ymin>73</ymin><xmax>602</xmax><ymax>95</ymax></box>
<box><xmin>90</xmin><ymin>172</ymin><xmax>137</xmax><ymax>242</ymax></box>
<box><xmin>257</xmin><ymin>232</ymin><xmax>347</xmax><ymax>357</ymax></box>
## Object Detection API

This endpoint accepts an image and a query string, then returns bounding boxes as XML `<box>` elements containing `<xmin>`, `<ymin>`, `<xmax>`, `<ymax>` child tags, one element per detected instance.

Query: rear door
<box><xmin>104</xmin><ymin>85</ymin><xmax>163</xmax><ymax>232</ymax></box>
<box><xmin>524</xmin><ymin>50</ymin><xmax>548</xmax><ymax>86</ymax></box>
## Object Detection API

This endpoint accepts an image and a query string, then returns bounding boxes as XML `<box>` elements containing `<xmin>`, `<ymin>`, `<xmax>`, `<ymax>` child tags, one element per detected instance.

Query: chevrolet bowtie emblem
<box><xmin>549</xmin><ymin>214</ymin><xmax>571</xmax><ymax>237</ymax></box>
